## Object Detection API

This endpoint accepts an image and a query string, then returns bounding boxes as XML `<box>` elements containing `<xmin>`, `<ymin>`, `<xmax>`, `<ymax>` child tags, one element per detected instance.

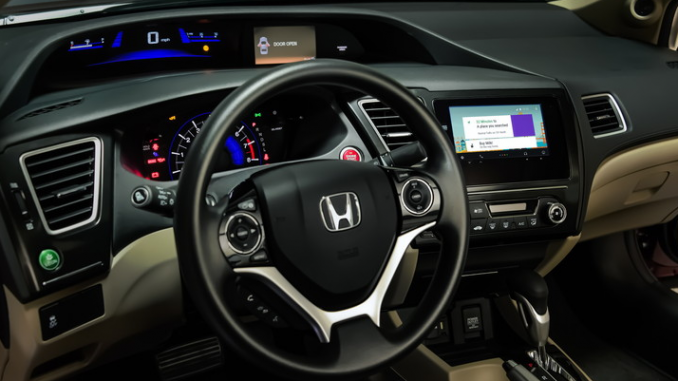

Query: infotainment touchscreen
<box><xmin>433</xmin><ymin>96</ymin><xmax>570</xmax><ymax>185</ymax></box>
<box><xmin>448</xmin><ymin>104</ymin><xmax>549</xmax><ymax>161</ymax></box>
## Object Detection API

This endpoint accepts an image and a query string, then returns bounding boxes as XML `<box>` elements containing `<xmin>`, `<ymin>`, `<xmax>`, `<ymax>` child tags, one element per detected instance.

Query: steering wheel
<box><xmin>174</xmin><ymin>59</ymin><xmax>469</xmax><ymax>380</ymax></box>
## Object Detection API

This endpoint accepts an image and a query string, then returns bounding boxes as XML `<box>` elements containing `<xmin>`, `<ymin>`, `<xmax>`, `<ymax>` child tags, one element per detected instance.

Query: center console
<box><xmin>394</xmin><ymin>87</ymin><xmax>585</xmax><ymax>379</ymax></box>
<box><xmin>416</xmin><ymin>89</ymin><xmax>581</xmax><ymax>255</ymax></box>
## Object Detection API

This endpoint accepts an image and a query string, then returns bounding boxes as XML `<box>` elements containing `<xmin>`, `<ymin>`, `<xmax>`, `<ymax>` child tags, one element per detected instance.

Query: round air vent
<box><xmin>626</xmin><ymin>0</ymin><xmax>663</xmax><ymax>23</ymax></box>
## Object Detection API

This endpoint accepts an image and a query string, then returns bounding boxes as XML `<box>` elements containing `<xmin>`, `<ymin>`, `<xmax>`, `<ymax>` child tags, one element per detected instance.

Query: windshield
<box><xmin>2</xmin><ymin>0</ymin><xmax>550</xmax><ymax>13</ymax></box>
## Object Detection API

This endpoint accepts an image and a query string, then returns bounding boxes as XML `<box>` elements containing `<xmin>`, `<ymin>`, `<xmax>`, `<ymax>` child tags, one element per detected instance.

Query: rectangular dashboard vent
<box><xmin>20</xmin><ymin>137</ymin><xmax>102</xmax><ymax>235</ymax></box>
<box><xmin>358</xmin><ymin>98</ymin><xmax>415</xmax><ymax>150</ymax></box>
<box><xmin>582</xmin><ymin>93</ymin><xmax>627</xmax><ymax>138</ymax></box>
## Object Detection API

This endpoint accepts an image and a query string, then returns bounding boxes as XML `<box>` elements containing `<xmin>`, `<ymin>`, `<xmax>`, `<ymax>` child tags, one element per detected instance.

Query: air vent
<box><xmin>18</xmin><ymin>99</ymin><xmax>82</xmax><ymax>121</ymax></box>
<box><xmin>582</xmin><ymin>94</ymin><xmax>628</xmax><ymax>138</ymax></box>
<box><xmin>21</xmin><ymin>137</ymin><xmax>102</xmax><ymax>235</ymax></box>
<box><xmin>358</xmin><ymin>98</ymin><xmax>415</xmax><ymax>150</ymax></box>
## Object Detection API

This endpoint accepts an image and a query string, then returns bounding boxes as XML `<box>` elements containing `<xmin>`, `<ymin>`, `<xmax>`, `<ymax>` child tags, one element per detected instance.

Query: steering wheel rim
<box><xmin>174</xmin><ymin>59</ymin><xmax>469</xmax><ymax>380</ymax></box>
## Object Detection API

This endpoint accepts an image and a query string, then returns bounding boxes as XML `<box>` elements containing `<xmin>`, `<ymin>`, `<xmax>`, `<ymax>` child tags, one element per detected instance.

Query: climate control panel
<box><xmin>468</xmin><ymin>197</ymin><xmax>567</xmax><ymax>236</ymax></box>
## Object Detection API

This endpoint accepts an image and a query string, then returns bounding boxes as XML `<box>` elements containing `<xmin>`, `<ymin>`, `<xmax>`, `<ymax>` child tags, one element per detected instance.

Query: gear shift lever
<box><xmin>506</xmin><ymin>269</ymin><xmax>550</xmax><ymax>368</ymax></box>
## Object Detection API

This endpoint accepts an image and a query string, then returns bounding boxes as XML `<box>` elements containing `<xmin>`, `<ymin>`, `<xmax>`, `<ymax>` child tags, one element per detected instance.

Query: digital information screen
<box><xmin>447</xmin><ymin>104</ymin><xmax>549</xmax><ymax>160</ymax></box>
<box><xmin>254</xmin><ymin>26</ymin><xmax>316</xmax><ymax>65</ymax></box>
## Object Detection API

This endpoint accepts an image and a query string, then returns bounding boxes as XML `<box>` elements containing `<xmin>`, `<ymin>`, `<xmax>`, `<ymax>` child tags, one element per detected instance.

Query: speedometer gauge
<box><xmin>168</xmin><ymin>112</ymin><xmax>268</xmax><ymax>180</ymax></box>
<box><xmin>168</xmin><ymin>112</ymin><xmax>209</xmax><ymax>180</ymax></box>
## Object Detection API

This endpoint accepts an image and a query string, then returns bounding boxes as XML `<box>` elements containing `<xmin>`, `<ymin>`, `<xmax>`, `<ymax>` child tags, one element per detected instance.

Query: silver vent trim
<box><xmin>582</xmin><ymin>93</ymin><xmax>628</xmax><ymax>138</ymax></box>
<box><xmin>358</xmin><ymin>98</ymin><xmax>415</xmax><ymax>151</ymax></box>
<box><xmin>20</xmin><ymin>137</ymin><xmax>103</xmax><ymax>235</ymax></box>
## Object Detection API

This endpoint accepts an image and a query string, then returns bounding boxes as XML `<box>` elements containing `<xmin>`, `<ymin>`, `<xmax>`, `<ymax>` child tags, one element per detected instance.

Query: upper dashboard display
<box><xmin>254</xmin><ymin>26</ymin><xmax>317</xmax><ymax>65</ymax></box>
<box><xmin>33</xmin><ymin>17</ymin><xmax>441</xmax><ymax>94</ymax></box>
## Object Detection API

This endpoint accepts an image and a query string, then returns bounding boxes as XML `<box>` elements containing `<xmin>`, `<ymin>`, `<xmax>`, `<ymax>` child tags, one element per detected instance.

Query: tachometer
<box><xmin>168</xmin><ymin>113</ymin><xmax>267</xmax><ymax>180</ymax></box>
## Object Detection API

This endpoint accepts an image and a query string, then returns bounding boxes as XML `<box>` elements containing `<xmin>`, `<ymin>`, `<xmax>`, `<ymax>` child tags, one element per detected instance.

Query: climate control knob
<box><xmin>547</xmin><ymin>203</ymin><xmax>567</xmax><ymax>225</ymax></box>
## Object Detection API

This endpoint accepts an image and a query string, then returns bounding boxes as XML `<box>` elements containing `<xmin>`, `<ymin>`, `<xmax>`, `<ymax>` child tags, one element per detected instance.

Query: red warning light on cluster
<box><xmin>152</xmin><ymin>143</ymin><xmax>160</xmax><ymax>151</ymax></box>
<box><xmin>151</xmin><ymin>172</ymin><xmax>160</xmax><ymax>179</ymax></box>
<box><xmin>147</xmin><ymin>157</ymin><xmax>166</xmax><ymax>165</ymax></box>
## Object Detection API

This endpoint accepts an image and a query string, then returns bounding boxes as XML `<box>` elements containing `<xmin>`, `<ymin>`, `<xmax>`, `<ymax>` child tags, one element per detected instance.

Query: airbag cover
<box><xmin>252</xmin><ymin>160</ymin><xmax>398</xmax><ymax>298</ymax></box>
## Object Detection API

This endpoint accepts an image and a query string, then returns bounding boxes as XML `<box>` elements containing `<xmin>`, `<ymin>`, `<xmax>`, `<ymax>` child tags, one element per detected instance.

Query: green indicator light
<box><xmin>39</xmin><ymin>249</ymin><xmax>61</xmax><ymax>271</ymax></box>
<box><xmin>254</xmin><ymin>113</ymin><xmax>262</xmax><ymax>117</ymax></box>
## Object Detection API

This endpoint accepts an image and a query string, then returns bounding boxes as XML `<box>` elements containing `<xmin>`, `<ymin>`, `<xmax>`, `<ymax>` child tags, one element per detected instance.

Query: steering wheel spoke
<box><xmin>233</xmin><ymin>219</ymin><xmax>434</xmax><ymax>344</ymax></box>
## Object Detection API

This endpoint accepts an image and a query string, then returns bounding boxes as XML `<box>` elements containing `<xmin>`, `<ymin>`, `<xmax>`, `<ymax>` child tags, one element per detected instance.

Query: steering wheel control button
<box><xmin>547</xmin><ymin>203</ymin><xmax>567</xmax><ymax>225</ymax></box>
<box><xmin>250</xmin><ymin>250</ymin><xmax>268</xmax><ymax>263</ymax></box>
<box><xmin>339</xmin><ymin>147</ymin><xmax>362</xmax><ymax>162</ymax></box>
<box><xmin>469</xmin><ymin>202</ymin><xmax>489</xmax><ymax>218</ymax></box>
<box><xmin>224</xmin><ymin>213</ymin><xmax>262</xmax><ymax>254</ymax></box>
<box><xmin>402</xmin><ymin>178</ymin><xmax>434</xmax><ymax>215</ymax></box>
<box><xmin>237</xmin><ymin>199</ymin><xmax>257</xmax><ymax>211</ymax></box>
<box><xmin>395</xmin><ymin>171</ymin><xmax>411</xmax><ymax>182</ymax></box>
<box><xmin>238</xmin><ymin>287</ymin><xmax>288</xmax><ymax>328</ymax></box>
<box><xmin>39</xmin><ymin>249</ymin><xmax>61</xmax><ymax>271</ymax></box>
<box><xmin>236</xmin><ymin>227</ymin><xmax>250</xmax><ymax>240</ymax></box>
<box><xmin>409</xmin><ymin>190</ymin><xmax>423</xmax><ymax>203</ymax></box>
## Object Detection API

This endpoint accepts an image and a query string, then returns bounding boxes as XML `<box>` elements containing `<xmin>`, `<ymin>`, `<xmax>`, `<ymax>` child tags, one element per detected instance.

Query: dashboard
<box><xmin>2</xmin><ymin>2</ymin><xmax>678</xmax><ymax>381</ymax></box>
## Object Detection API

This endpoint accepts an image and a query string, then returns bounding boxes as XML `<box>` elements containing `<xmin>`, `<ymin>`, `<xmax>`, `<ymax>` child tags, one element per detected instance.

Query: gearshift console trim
<box><xmin>513</xmin><ymin>292</ymin><xmax>550</xmax><ymax>368</ymax></box>
<box><xmin>513</xmin><ymin>293</ymin><xmax>550</xmax><ymax>347</ymax></box>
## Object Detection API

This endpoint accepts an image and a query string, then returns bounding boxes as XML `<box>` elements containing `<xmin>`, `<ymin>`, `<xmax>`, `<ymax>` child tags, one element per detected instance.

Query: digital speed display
<box><xmin>62</xmin><ymin>22</ymin><xmax>240</xmax><ymax>67</ymax></box>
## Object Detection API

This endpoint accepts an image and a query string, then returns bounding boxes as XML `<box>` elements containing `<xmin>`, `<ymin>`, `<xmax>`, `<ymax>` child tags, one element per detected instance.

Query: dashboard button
<box><xmin>471</xmin><ymin>219</ymin><xmax>487</xmax><ymax>234</ymax></box>
<box><xmin>340</xmin><ymin>147</ymin><xmax>362</xmax><ymax>162</ymax></box>
<box><xmin>487</xmin><ymin>219</ymin><xmax>499</xmax><ymax>232</ymax></box>
<box><xmin>12</xmin><ymin>190</ymin><xmax>29</xmax><ymax>217</ymax></box>
<box><xmin>131</xmin><ymin>187</ymin><xmax>150</xmax><ymax>206</ymax></box>
<box><xmin>499</xmin><ymin>218</ymin><xmax>514</xmax><ymax>230</ymax></box>
<box><xmin>39</xmin><ymin>249</ymin><xmax>61</xmax><ymax>271</ymax></box>
<box><xmin>547</xmin><ymin>203</ymin><xmax>567</xmax><ymax>224</ymax></box>
<box><xmin>514</xmin><ymin>217</ymin><xmax>528</xmax><ymax>229</ymax></box>
<box><xmin>469</xmin><ymin>202</ymin><xmax>489</xmax><ymax>218</ymax></box>
<box><xmin>528</xmin><ymin>216</ymin><xmax>539</xmax><ymax>227</ymax></box>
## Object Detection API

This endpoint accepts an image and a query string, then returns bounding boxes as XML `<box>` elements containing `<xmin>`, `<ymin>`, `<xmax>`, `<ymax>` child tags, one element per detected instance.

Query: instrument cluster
<box><xmin>120</xmin><ymin>90</ymin><xmax>349</xmax><ymax>181</ymax></box>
